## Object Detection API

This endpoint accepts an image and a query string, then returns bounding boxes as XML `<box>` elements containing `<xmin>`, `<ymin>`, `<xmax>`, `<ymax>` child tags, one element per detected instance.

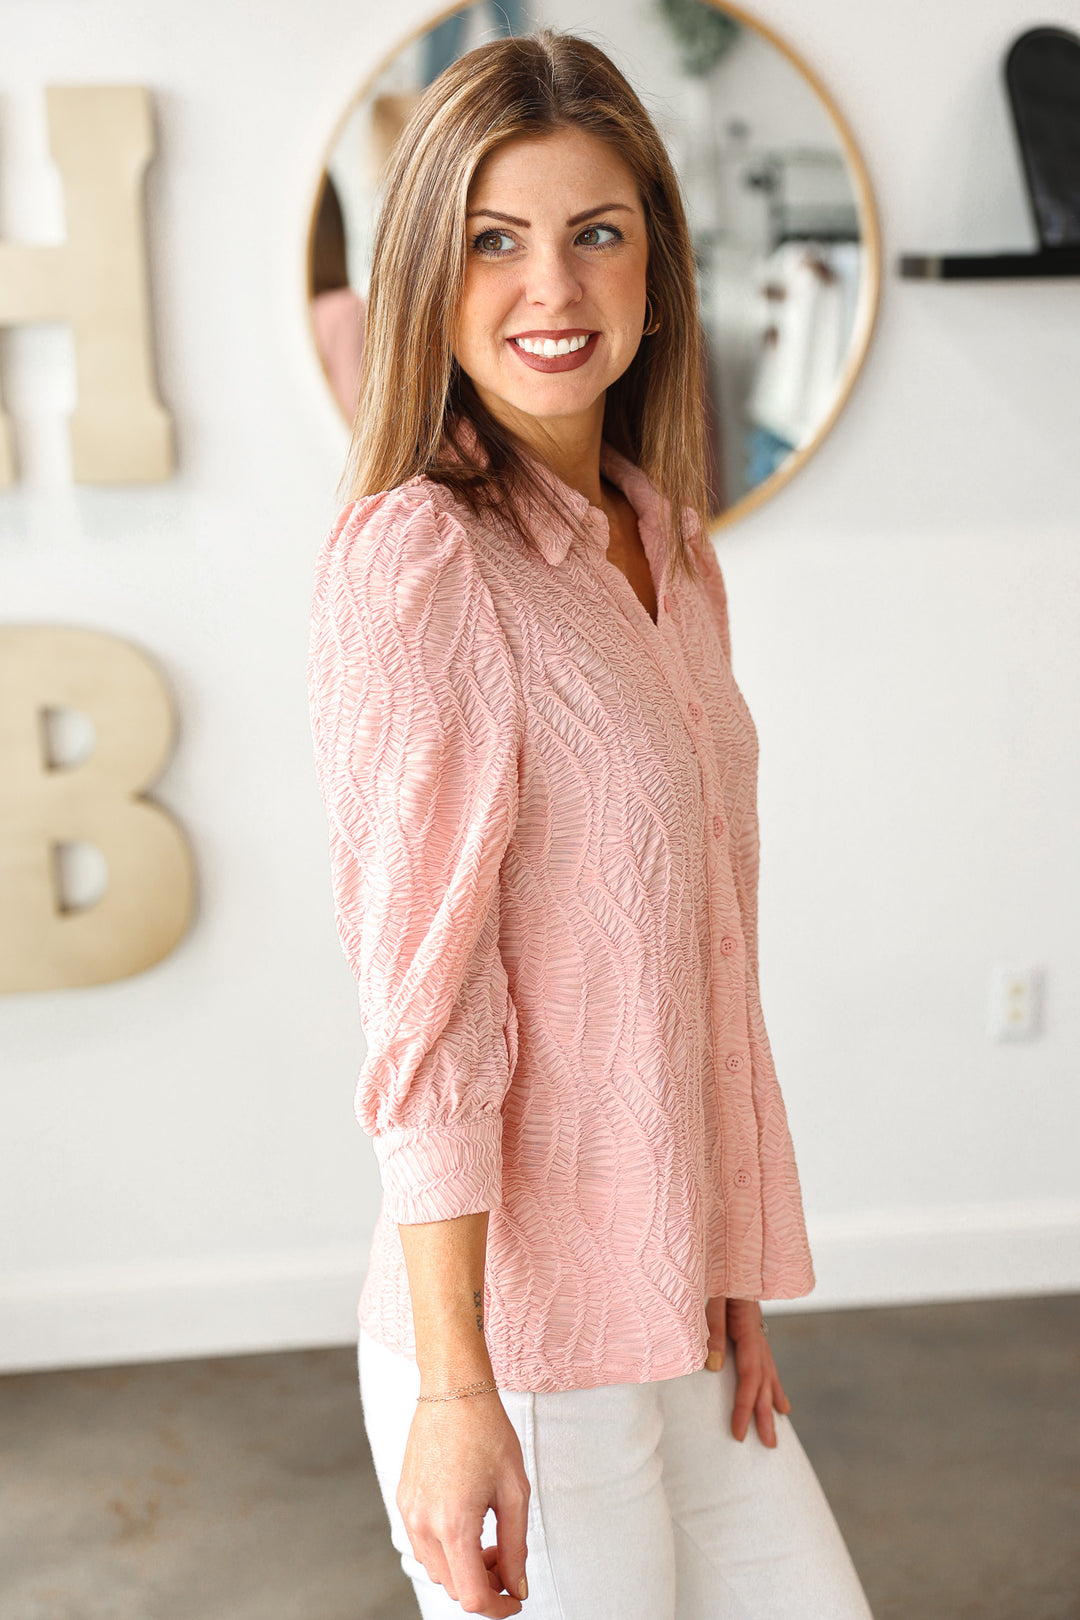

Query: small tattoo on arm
<box><xmin>474</xmin><ymin>1288</ymin><xmax>483</xmax><ymax>1333</ymax></box>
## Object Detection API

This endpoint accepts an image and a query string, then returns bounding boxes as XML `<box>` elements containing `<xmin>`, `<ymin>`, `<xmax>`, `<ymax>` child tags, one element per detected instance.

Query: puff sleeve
<box><xmin>307</xmin><ymin>491</ymin><xmax>525</xmax><ymax>1224</ymax></box>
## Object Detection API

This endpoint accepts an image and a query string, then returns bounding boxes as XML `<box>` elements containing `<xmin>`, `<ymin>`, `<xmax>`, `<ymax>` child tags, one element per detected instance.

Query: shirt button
<box><xmin>733</xmin><ymin>1169</ymin><xmax>752</xmax><ymax>1188</ymax></box>
<box><xmin>712</xmin><ymin>814</ymin><xmax>725</xmax><ymax>837</ymax></box>
<box><xmin>688</xmin><ymin>701</ymin><xmax>703</xmax><ymax>723</ymax></box>
<box><xmin>725</xmin><ymin>1053</ymin><xmax>744</xmax><ymax>1072</ymax></box>
<box><xmin>720</xmin><ymin>935</ymin><xmax>738</xmax><ymax>955</ymax></box>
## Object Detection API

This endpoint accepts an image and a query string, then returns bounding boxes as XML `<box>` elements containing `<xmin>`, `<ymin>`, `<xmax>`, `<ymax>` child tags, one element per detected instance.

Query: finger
<box><xmin>482</xmin><ymin>1544</ymin><xmax>523</xmax><ymax>1603</ymax></box>
<box><xmin>705</xmin><ymin>1296</ymin><xmax>727</xmax><ymax>1369</ymax></box>
<box><xmin>495</xmin><ymin>1477</ymin><xmax>531</xmax><ymax>1602</ymax></box>
<box><xmin>731</xmin><ymin>1376</ymin><xmax>759</xmax><ymax>1442</ymax></box>
<box><xmin>756</xmin><ymin>1343</ymin><xmax>791</xmax><ymax>1415</ymax></box>
<box><xmin>754</xmin><ymin>1385</ymin><xmax>777</xmax><ymax>1448</ymax></box>
<box><xmin>482</xmin><ymin>1544</ymin><xmax>507</xmax><ymax>1590</ymax></box>
<box><xmin>446</xmin><ymin>1532</ymin><xmax>521</xmax><ymax>1618</ymax></box>
<box><xmin>410</xmin><ymin>1530</ymin><xmax>457</xmax><ymax>1600</ymax></box>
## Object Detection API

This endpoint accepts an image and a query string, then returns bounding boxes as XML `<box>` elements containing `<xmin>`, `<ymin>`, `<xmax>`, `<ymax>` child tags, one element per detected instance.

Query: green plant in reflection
<box><xmin>655</xmin><ymin>0</ymin><xmax>740</xmax><ymax>76</ymax></box>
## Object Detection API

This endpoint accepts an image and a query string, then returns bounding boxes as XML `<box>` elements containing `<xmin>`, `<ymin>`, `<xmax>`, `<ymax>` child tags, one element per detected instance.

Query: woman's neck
<box><xmin>532</xmin><ymin>429</ymin><xmax>604</xmax><ymax>509</ymax></box>
<box><xmin>478</xmin><ymin>392</ymin><xmax>607</xmax><ymax>510</ymax></box>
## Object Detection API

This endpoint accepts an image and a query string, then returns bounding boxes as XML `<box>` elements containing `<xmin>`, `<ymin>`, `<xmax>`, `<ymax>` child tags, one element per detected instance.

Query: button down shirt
<box><xmin>307</xmin><ymin>441</ymin><xmax>814</xmax><ymax>1394</ymax></box>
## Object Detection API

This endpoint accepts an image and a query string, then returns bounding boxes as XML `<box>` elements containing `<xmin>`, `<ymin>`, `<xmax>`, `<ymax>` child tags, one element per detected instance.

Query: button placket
<box><xmin>592</xmin><ymin>547</ymin><xmax>688</xmax><ymax>716</ymax></box>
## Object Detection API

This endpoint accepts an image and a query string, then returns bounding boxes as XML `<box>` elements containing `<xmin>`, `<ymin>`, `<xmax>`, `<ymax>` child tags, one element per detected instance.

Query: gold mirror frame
<box><xmin>306</xmin><ymin>0</ymin><xmax>881</xmax><ymax>535</ymax></box>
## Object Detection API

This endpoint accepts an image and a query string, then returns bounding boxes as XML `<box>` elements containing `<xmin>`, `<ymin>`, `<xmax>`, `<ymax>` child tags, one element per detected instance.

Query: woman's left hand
<box><xmin>704</xmin><ymin>1295</ymin><xmax>792</xmax><ymax>1448</ymax></box>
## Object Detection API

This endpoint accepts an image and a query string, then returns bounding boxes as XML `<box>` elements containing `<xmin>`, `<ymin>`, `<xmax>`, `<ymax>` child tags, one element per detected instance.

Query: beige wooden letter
<box><xmin>0</xmin><ymin>87</ymin><xmax>173</xmax><ymax>484</ymax></box>
<box><xmin>0</xmin><ymin>627</ymin><xmax>194</xmax><ymax>992</ymax></box>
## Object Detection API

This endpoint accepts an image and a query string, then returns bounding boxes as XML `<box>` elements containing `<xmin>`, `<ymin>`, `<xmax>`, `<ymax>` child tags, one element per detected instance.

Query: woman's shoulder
<box><xmin>311</xmin><ymin>475</ymin><xmax>522</xmax><ymax>725</ymax></box>
<box><xmin>315</xmin><ymin>475</ymin><xmax>504</xmax><ymax>654</ymax></box>
<box><xmin>330</xmin><ymin>474</ymin><xmax>471</xmax><ymax>551</ymax></box>
<box><xmin>318</xmin><ymin>475</ymin><xmax>487</xmax><ymax>594</ymax></box>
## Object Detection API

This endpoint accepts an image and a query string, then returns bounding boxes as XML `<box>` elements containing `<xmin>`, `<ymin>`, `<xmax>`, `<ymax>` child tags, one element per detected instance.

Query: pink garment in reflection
<box><xmin>311</xmin><ymin>286</ymin><xmax>366</xmax><ymax>419</ymax></box>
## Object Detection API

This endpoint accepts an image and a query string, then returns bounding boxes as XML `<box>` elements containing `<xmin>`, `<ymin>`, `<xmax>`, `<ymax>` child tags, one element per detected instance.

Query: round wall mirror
<box><xmin>307</xmin><ymin>0</ymin><xmax>880</xmax><ymax>529</ymax></box>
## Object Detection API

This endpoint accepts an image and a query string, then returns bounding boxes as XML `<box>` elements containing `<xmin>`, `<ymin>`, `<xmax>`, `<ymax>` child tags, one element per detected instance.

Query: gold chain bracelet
<box><xmin>417</xmin><ymin>1378</ymin><xmax>499</xmax><ymax>1402</ymax></box>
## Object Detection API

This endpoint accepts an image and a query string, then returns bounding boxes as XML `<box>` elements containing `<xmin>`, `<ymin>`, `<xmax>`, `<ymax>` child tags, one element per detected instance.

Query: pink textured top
<box><xmin>307</xmin><ymin>441</ymin><xmax>814</xmax><ymax>1394</ymax></box>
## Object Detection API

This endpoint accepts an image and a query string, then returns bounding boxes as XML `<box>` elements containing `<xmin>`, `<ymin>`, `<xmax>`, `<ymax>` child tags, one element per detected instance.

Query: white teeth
<box><xmin>514</xmin><ymin>334</ymin><xmax>592</xmax><ymax>356</ymax></box>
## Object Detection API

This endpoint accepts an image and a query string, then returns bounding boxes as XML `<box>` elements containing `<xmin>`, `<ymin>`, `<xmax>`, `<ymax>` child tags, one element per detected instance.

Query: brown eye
<box><xmin>471</xmin><ymin>228</ymin><xmax>515</xmax><ymax>256</ymax></box>
<box><xmin>576</xmin><ymin>223</ymin><xmax>622</xmax><ymax>249</ymax></box>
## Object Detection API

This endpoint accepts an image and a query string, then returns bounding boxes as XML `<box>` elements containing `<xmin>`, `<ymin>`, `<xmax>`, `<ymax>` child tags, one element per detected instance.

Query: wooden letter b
<box><xmin>0</xmin><ymin>627</ymin><xmax>194</xmax><ymax>992</ymax></box>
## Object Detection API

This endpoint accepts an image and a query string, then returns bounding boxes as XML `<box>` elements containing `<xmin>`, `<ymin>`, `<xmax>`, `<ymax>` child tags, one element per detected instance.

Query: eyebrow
<box><xmin>465</xmin><ymin>202</ymin><xmax>636</xmax><ymax>227</ymax></box>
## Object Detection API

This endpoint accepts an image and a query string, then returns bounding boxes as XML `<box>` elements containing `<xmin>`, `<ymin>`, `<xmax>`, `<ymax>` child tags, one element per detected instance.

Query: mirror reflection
<box><xmin>308</xmin><ymin>0</ymin><xmax>877</xmax><ymax>519</ymax></box>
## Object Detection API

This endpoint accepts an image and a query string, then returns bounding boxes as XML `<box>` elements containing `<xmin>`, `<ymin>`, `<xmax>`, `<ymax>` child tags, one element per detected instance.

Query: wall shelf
<box><xmin>898</xmin><ymin>248</ymin><xmax>1080</xmax><ymax>280</ymax></box>
<box><xmin>899</xmin><ymin>26</ymin><xmax>1080</xmax><ymax>284</ymax></box>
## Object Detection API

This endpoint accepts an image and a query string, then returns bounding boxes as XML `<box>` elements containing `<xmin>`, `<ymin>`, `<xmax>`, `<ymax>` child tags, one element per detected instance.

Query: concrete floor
<box><xmin>1</xmin><ymin>1293</ymin><xmax>1077</xmax><ymax>1619</ymax></box>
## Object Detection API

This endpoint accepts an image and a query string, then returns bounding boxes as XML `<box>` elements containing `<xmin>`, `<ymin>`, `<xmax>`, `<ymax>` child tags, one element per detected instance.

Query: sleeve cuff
<box><xmin>372</xmin><ymin>1111</ymin><xmax>503</xmax><ymax>1223</ymax></box>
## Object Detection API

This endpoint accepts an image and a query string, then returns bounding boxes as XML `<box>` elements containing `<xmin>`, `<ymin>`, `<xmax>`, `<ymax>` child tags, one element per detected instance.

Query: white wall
<box><xmin>1</xmin><ymin>0</ymin><xmax>1078</xmax><ymax>1373</ymax></box>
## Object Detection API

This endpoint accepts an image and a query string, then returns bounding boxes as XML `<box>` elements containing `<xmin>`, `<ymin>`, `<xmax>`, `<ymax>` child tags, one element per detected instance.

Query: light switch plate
<box><xmin>987</xmin><ymin>964</ymin><xmax>1044</xmax><ymax>1041</ymax></box>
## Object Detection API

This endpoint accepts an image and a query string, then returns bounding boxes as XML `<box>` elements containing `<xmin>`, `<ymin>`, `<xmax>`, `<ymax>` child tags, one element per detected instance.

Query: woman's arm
<box><xmin>399</xmin><ymin>1211</ymin><xmax>496</xmax><ymax>1389</ymax></box>
<box><xmin>397</xmin><ymin>1212</ymin><xmax>531</xmax><ymax>1617</ymax></box>
<box><xmin>308</xmin><ymin>499</ymin><xmax>531</xmax><ymax>1613</ymax></box>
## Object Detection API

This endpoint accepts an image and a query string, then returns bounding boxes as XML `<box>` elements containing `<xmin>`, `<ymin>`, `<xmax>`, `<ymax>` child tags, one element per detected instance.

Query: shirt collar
<box><xmin>528</xmin><ymin>442</ymin><xmax>681</xmax><ymax>585</ymax></box>
<box><xmin>446</xmin><ymin>417</ymin><xmax>679</xmax><ymax>574</ymax></box>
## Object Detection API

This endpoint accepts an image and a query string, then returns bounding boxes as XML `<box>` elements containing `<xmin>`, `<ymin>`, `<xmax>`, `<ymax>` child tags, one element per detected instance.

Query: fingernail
<box><xmin>705</xmin><ymin>1350</ymin><xmax>724</xmax><ymax>1371</ymax></box>
<box><xmin>519</xmin><ymin>1576</ymin><xmax>529</xmax><ymax>1599</ymax></box>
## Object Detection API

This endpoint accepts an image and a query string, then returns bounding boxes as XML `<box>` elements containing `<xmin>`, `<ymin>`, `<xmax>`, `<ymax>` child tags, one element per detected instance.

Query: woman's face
<box><xmin>453</xmin><ymin>126</ymin><xmax>650</xmax><ymax>442</ymax></box>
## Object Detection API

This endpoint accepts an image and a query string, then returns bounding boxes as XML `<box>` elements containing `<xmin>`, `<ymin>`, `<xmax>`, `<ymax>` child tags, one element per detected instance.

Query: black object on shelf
<box><xmin>899</xmin><ymin>25</ymin><xmax>1080</xmax><ymax>279</ymax></box>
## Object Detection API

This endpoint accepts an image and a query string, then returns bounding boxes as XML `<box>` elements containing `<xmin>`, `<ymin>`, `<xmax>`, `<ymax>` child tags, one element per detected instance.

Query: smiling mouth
<box><xmin>511</xmin><ymin>332</ymin><xmax>595</xmax><ymax>356</ymax></box>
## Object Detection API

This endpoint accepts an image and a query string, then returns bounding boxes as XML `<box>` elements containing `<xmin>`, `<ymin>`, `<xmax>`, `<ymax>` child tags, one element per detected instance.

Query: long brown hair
<box><xmin>341</xmin><ymin>29</ymin><xmax>709</xmax><ymax>582</ymax></box>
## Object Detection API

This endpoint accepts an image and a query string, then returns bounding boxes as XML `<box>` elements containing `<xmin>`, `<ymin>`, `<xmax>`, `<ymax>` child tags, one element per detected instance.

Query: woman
<box><xmin>307</xmin><ymin>30</ymin><xmax>874</xmax><ymax>1620</ymax></box>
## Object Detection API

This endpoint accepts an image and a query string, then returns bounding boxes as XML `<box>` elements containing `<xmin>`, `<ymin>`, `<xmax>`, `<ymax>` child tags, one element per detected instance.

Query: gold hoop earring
<box><xmin>642</xmin><ymin>295</ymin><xmax>661</xmax><ymax>337</ymax></box>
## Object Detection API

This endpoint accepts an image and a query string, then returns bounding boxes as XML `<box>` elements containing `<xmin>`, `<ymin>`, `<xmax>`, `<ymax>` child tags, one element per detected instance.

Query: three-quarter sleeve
<box><xmin>694</xmin><ymin>530</ymin><xmax>795</xmax><ymax>1167</ymax></box>
<box><xmin>307</xmin><ymin>491</ymin><xmax>525</xmax><ymax>1225</ymax></box>
<box><xmin>695</xmin><ymin>532</ymin><xmax>766</xmax><ymax>994</ymax></box>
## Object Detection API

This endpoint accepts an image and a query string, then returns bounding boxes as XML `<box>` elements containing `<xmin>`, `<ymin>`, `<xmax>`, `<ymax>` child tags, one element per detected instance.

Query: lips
<box><xmin>507</xmin><ymin>331</ymin><xmax>600</xmax><ymax>373</ymax></box>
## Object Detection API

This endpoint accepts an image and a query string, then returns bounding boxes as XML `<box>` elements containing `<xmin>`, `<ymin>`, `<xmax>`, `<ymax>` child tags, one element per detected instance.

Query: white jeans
<box><xmin>358</xmin><ymin>1327</ymin><xmax>874</xmax><ymax>1620</ymax></box>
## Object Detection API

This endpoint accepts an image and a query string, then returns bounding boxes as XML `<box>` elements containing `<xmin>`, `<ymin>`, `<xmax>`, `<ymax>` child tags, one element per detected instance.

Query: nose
<box><xmin>523</xmin><ymin>240</ymin><xmax>583</xmax><ymax>312</ymax></box>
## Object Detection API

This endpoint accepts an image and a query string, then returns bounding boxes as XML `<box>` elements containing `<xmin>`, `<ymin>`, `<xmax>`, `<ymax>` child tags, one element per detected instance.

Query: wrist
<box><xmin>415</xmin><ymin>1341</ymin><xmax>495</xmax><ymax>1390</ymax></box>
<box><xmin>412</xmin><ymin>1299</ymin><xmax>493</xmax><ymax>1384</ymax></box>
<box><xmin>416</xmin><ymin>1373</ymin><xmax>499</xmax><ymax>1403</ymax></box>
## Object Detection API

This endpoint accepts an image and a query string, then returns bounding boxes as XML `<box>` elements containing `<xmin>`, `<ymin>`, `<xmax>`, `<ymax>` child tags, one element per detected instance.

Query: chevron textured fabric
<box><xmin>307</xmin><ymin>442</ymin><xmax>814</xmax><ymax>1393</ymax></box>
